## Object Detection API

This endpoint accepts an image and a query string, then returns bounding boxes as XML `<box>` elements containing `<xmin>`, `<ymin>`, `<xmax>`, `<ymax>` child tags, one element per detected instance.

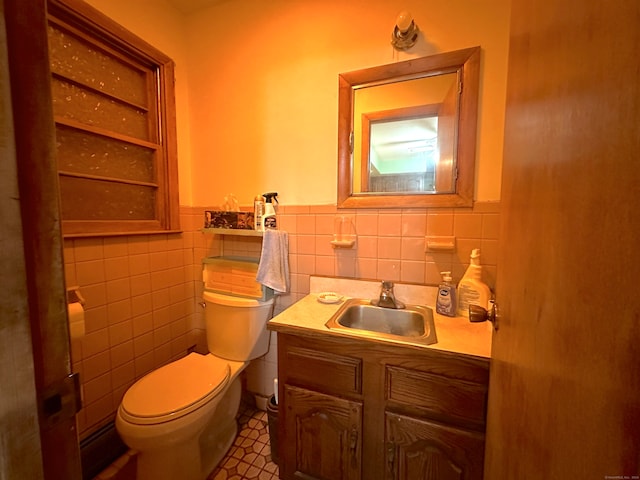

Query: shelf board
<box><xmin>201</xmin><ymin>227</ymin><xmax>264</xmax><ymax>237</ymax></box>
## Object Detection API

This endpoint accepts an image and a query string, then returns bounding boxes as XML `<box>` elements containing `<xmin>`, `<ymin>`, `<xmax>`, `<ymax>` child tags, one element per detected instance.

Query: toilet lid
<box><xmin>120</xmin><ymin>353</ymin><xmax>230</xmax><ymax>425</ymax></box>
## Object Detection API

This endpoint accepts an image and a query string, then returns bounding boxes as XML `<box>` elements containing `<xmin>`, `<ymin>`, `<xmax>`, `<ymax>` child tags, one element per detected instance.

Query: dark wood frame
<box><xmin>338</xmin><ymin>46</ymin><xmax>480</xmax><ymax>209</ymax></box>
<box><xmin>47</xmin><ymin>0</ymin><xmax>180</xmax><ymax>237</ymax></box>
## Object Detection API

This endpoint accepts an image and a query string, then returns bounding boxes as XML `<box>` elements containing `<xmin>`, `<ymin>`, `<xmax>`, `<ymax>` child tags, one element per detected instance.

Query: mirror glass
<box><xmin>338</xmin><ymin>47</ymin><xmax>480</xmax><ymax>209</ymax></box>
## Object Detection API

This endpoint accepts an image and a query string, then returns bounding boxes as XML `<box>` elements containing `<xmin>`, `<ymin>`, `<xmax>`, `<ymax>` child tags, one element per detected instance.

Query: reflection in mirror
<box><xmin>338</xmin><ymin>47</ymin><xmax>480</xmax><ymax>209</ymax></box>
<box><xmin>355</xmin><ymin>72</ymin><xmax>459</xmax><ymax>194</ymax></box>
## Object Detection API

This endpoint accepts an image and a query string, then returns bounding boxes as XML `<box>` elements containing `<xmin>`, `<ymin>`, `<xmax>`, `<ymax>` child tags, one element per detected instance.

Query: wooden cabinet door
<box><xmin>385</xmin><ymin>412</ymin><xmax>484</xmax><ymax>480</ymax></box>
<box><xmin>282</xmin><ymin>385</ymin><xmax>362</xmax><ymax>480</ymax></box>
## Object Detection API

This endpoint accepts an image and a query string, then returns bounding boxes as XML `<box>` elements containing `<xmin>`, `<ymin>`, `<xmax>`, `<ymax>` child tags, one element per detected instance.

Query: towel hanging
<box><xmin>256</xmin><ymin>230</ymin><xmax>290</xmax><ymax>294</ymax></box>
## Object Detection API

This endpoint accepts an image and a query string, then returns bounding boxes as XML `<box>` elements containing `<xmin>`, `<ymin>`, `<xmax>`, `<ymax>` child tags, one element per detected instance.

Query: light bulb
<box><xmin>396</xmin><ymin>11</ymin><xmax>413</xmax><ymax>33</ymax></box>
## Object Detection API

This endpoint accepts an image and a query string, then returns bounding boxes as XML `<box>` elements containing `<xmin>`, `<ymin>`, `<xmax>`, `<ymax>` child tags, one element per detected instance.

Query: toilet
<box><xmin>115</xmin><ymin>291</ymin><xmax>274</xmax><ymax>480</ymax></box>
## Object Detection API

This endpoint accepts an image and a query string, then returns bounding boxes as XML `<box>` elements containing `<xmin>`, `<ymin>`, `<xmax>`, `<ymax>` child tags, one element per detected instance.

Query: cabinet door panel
<box><xmin>386</xmin><ymin>412</ymin><xmax>484</xmax><ymax>480</ymax></box>
<box><xmin>284</xmin><ymin>385</ymin><xmax>362</xmax><ymax>480</ymax></box>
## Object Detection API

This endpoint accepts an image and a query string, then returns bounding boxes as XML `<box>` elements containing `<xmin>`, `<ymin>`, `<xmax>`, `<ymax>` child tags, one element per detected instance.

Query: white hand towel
<box><xmin>256</xmin><ymin>230</ymin><xmax>290</xmax><ymax>294</ymax></box>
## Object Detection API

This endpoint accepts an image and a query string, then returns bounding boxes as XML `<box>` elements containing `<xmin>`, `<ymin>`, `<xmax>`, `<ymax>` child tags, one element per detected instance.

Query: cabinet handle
<box><xmin>386</xmin><ymin>442</ymin><xmax>396</xmax><ymax>478</ymax></box>
<box><xmin>349</xmin><ymin>426</ymin><xmax>358</xmax><ymax>465</ymax></box>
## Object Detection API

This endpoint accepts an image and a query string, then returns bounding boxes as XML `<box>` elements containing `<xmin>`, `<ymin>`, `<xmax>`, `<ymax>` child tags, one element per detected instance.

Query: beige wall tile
<box><xmin>83</xmin><ymin>329</ymin><xmax>110</xmax><ymax>358</ymax></box>
<box><xmin>80</xmin><ymin>283</ymin><xmax>107</xmax><ymax>308</ymax></box>
<box><xmin>83</xmin><ymin>350</ymin><xmax>111</xmax><ymax>382</ymax></box>
<box><xmin>111</xmin><ymin>361</ymin><xmax>135</xmax><ymax>390</ymax></box>
<box><xmin>127</xmin><ymin>235</ymin><xmax>150</xmax><ymax>255</ymax></box>
<box><xmin>315</xmin><ymin>235</ymin><xmax>334</xmax><ymax>256</ymax></box>
<box><xmin>377</xmin><ymin>214</ymin><xmax>402</xmax><ymax>237</ymax></box>
<box><xmin>107</xmin><ymin>299</ymin><xmax>132</xmax><ymax>326</ymax></box>
<box><xmin>356</xmin><ymin>258</ymin><xmax>377</xmax><ymax>280</ymax></box>
<box><xmin>110</xmin><ymin>341</ymin><xmax>134</xmax><ymax>369</ymax></box>
<box><xmin>378</xmin><ymin>237</ymin><xmax>402</xmax><ymax>259</ymax></box>
<box><xmin>296</xmin><ymin>235</ymin><xmax>316</xmax><ymax>255</ymax></box>
<box><xmin>133</xmin><ymin>332</ymin><xmax>154</xmax><ymax>357</ymax></box>
<box><xmin>74</xmin><ymin>238</ymin><xmax>104</xmax><ymax>262</ymax></box>
<box><xmin>129</xmin><ymin>273</ymin><xmax>151</xmax><ymax>297</ymax></box>
<box><xmin>296</xmin><ymin>215</ymin><xmax>316</xmax><ymax>234</ymax></box>
<box><xmin>315</xmin><ymin>256</ymin><xmax>335</xmax><ymax>277</ymax></box>
<box><xmin>335</xmin><ymin>252</ymin><xmax>356</xmax><ymax>278</ymax></box>
<box><xmin>104</xmin><ymin>256</ymin><xmax>130</xmax><ymax>281</ymax></box>
<box><xmin>297</xmin><ymin>255</ymin><xmax>315</xmax><ymax>275</ymax></box>
<box><xmin>76</xmin><ymin>260</ymin><xmax>106</xmax><ymax>286</ymax></box>
<box><xmin>148</xmin><ymin>234</ymin><xmax>168</xmax><ymax>253</ymax></box>
<box><xmin>134</xmin><ymin>351</ymin><xmax>155</xmax><ymax>378</ymax></box>
<box><xmin>400</xmin><ymin>261</ymin><xmax>426</xmax><ymax>284</ymax></box>
<box><xmin>106</xmin><ymin>278</ymin><xmax>131</xmax><ymax>303</ymax></box>
<box><xmin>315</xmin><ymin>214</ymin><xmax>335</xmax><ymax>235</ymax></box>
<box><xmin>357</xmin><ymin>236</ymin><xmax>378</xmax><ymax>258</ymax></box>
<box><xmin>481</xmin><ymin>213</ymin><xmax>501</xmax><ymax>240</ymax></box>
<box><xmin>401</xmin><ymin>213</ymin><xmax>427</xmax><ymax>237</ymax></box>
<box><xmin>453</xmin><ymin>213</ymin><xmax>483</xmax><ymax>238</ymax></box>
<box><xmin>83</xmin><ymin>373</ymin><xmax>112</xmax><ymax>405</ymax></box>
<box><xmin>103</xmin><ymin>238</ymin><xmax>129</xmax><ymax>258</ymax></box>
<box><xmin>376</xmin><ymin>259</ymin><xmax>400</xmax><ymax>282</ymax></box>
<box><xmin>109</xmin><ymin>320</ymin><xmax>133</xmax><ymax>346</ymax></box>
<box><xmin>427</xmin><ymin>213</ymin><xmax>454</xmax><ymax>236</ymax></box>
<box><xmin>132</xmin><ymin>313</ymin><xmax>153</xmax><ymax>337</ymax></box>
<box><xmin>355</xmin><ymin>214</ymin><xmax>378</xmax><ymax>236</ymax></box>
<box><xmin>83</xmin><ymin>394</ymin><xmax>113</xmax><ymax>431</ymax></box>
<box><xmin>85</xmin><ymin>306</ymin><xmax>108</xmax><ymax>333</ymax></box>
<box><xmin>401</xmin><ymin>237</ymin><xmax>425</xmax><ymax>261</ymax></box>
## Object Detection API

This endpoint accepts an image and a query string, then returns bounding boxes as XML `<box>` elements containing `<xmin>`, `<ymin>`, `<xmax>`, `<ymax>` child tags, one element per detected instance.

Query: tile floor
<box><xmin>208</xmin><ymin>399</ymin><xmax>280</xmax><ymax>480</ymax></box>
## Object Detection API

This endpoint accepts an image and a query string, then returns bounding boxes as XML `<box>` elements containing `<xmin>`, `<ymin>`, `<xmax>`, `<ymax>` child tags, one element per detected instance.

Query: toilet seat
<box><xmin>120</xmin><ymin>353</ymin><xmax>230</xmax><ymax>425</ymax></box>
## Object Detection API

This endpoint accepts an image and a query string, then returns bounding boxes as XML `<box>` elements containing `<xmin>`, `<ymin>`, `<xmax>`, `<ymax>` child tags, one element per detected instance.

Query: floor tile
<box><xmin>208</xmin><ymin>399</ymin><xmax>279</xmax><ymax>480</ymax></box>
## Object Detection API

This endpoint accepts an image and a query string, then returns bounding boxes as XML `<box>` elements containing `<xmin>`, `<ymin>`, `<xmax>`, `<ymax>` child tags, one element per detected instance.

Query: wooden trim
<box><xmin>338</xmin><ymin>46</ymin><xmax>480</xmax><ymax>209</ymax></box>
<box><xmin>55</xmin><ymin>117</ymin><xmax>161</xmax><ymax>149</ymax></box>
<box><xmin>58</xmin><ymin>170</ymin><xmax>159</xmax><ymax>188</ymax></box>
<box><xmin>4</xmin><ymin>0</ymin><xmax>82</xmax><ymax>477</ymax></box>
<box><xmin>47</xmin><ymin>0</ymin><xmax>180</xmax><ymax>236</ymax></box>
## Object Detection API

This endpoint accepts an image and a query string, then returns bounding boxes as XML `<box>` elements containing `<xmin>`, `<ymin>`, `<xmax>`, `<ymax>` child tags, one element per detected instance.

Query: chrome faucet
<box><xmin>373</xmin><ymin>281</ymin><xmax>405</xmax><ymax>309</ymax></box>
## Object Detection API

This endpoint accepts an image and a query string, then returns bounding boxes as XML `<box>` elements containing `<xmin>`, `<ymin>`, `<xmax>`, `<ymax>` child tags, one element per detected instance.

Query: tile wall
<box><xmin>64</xmin><ymin>202</ymin><xmax>500</xmax><ymax>439</ymax></box>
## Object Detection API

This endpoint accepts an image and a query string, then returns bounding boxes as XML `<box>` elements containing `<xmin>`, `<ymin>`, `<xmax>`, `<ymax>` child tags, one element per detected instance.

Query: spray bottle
<box><xmin>262</xmin><ymin>192</ymin><xmax>279</xmax><ymax>229</ymax></box>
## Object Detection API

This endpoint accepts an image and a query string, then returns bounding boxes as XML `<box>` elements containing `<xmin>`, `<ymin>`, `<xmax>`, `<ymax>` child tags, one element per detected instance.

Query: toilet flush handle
<box><xmin>198</xmin><ymin>301</ymin><xmax>206</xmax><ymax>309</ymax></box>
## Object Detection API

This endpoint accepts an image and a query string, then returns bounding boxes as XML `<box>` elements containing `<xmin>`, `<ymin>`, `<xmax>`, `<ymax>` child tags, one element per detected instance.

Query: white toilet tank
<box><xmin>203</xmin><ymin>291</ymin><xmax>274</xmax><ymax>361</ymax></box>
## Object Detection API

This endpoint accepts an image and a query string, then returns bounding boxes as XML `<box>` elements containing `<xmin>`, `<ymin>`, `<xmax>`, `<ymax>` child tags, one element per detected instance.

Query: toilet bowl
<box><xmin>115</xmin><ymin>292</ymin><xmax>274</xmax><ymax>480</ymax></box>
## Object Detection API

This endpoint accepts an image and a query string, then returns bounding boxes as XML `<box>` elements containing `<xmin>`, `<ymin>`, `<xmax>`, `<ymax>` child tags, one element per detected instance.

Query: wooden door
<box><xmin>386</xmin><ymin>412</ymin><xmax>484</xmax><ymax>480</ymax></box>
<box><xmin>283</xmin><ymin>385</ymin><xmax>362</xmax><ymax>480</ymax></box>
<box><xmin>3</xmin><ymin>0</ymin><xmax>82</xmax><ymax>478</ymax></box>
<box><xmin>485</xmin><ymin>0</ymin><xmax>640</xmax><ymax>478</ymax></box>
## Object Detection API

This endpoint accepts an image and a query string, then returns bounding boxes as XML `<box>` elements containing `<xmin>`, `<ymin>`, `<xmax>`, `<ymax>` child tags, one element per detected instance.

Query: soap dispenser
<box><xmin>457</xmin><ymin>248</ymin><xmax>491</xmax><ymax>317</ymax></box>
<box><xmin>436</xmin><ymin>271</ymin><xmax>457</xmax><ymax>317</ymax></box>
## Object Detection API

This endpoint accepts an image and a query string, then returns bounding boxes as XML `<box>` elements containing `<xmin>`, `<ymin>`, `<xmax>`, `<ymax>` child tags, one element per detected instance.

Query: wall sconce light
<box><xmin>391</xmin><ymin>11</ymin><xmax>419</xmax><ymax>50</ymax></box>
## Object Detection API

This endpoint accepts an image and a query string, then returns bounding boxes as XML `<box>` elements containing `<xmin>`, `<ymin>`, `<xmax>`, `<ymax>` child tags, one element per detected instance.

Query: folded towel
<box><xmin>256</xmin><ymin>230</ymin><xmax>290</xmax><ymax>294</ymax></box>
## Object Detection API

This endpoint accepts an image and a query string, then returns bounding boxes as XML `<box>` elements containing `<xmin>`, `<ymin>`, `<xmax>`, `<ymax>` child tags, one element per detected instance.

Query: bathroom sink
<box><xmin>325</xmin><ymin>298</ymin><xmax>437</xmax><ymax>346</ymax></box>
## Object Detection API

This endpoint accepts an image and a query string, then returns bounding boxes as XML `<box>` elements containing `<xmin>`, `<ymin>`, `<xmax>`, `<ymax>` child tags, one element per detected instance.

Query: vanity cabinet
<box><xmin>276</xmin><ymin>332</ymin><xmax>489</xmax><ymax>480</ymax></box>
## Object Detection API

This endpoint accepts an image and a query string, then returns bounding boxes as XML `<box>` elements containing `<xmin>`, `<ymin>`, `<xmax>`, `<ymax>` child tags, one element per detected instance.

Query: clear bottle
<box><xmin>253</xmin><ymin>195</ymin><xmax>264</xmax><ymax>231</ymax></box>
<box><xmin>457</xmin><ymin>249</ymin><xmax>491</xmax><ymax>317</ymax></box>
<box><xmin>436</xmin><ymin>271</ymin><xmax>457</xmax><ymax>317</ymax></box>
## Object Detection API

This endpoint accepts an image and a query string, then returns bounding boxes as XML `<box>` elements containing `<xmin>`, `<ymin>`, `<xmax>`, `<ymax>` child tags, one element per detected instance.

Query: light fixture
<box><xmin>391</xmin><ymin>11</ymin><xmax>419</xmax><ymax>50</ymax></box>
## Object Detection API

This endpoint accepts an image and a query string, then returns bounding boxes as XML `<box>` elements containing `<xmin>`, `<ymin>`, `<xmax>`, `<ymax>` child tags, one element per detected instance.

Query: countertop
<box><xmin>267</xmin><ymin>293</ymin><xmax>493</xmax><ymax>359</ymax></box>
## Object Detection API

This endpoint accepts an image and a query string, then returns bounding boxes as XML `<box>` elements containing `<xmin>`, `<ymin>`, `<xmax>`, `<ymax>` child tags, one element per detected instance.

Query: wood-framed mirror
<box><xmin>337</xmin><ymin>46</ymin><xmax>480</xmax><ymax>209</ymax></box>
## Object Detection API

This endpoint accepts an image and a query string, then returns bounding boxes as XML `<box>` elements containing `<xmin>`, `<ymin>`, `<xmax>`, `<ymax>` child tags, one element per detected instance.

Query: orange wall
<box><xmin>85</xmin><ymin>0</ymin><xmax>510</xmax><ymax>207</ymax></box>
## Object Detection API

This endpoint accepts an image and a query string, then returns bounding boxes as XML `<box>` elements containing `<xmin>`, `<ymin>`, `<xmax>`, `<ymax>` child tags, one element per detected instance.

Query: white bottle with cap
<box><xmin>457</xmin><ymin>248</ymin><xmax>491</xmax><ymax>317</ymax></box>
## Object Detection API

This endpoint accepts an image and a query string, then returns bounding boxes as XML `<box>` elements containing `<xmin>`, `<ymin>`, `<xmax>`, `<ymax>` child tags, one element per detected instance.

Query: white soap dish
<box><xmin>317</xmin><ymin>292</ymin><xmax>343</xmax><ymax>304</ymax></box>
